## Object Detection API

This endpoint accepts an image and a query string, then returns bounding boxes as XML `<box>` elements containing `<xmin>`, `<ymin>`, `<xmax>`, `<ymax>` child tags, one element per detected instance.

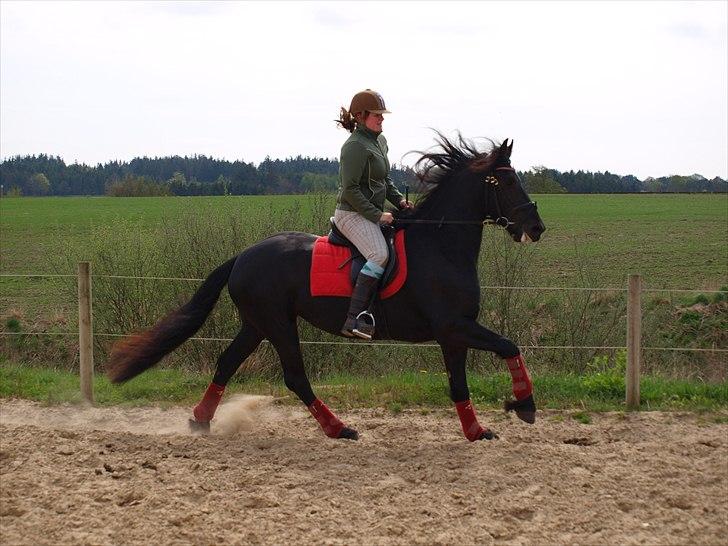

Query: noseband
<box><xmin>395</xmin><ymin>165</ymin><xmax>537</xmax><ymax>228</ymax></box>
<box><xmin>484</xmin><ymin>166</ymin><xmax>538</xmax><ymax>227</ymax></box>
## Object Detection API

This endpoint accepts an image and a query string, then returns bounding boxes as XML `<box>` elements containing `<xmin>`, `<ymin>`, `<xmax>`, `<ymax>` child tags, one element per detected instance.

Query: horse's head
<box><xmin>471</xmin><ymin>139</ymin><xmax>546</xmax><ymax>243</ymax></box>
<box><xmin>410</xmin><ymin>133</ymin><xmax>546</xmax><ymax>242</ymax></box>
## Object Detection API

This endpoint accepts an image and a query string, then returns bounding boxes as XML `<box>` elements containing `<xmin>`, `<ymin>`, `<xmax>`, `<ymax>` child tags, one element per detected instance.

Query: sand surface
<box><xmin>1</xmin><ymin>397</ymin><xmax>726</xmax><ymax>546</ymax></box>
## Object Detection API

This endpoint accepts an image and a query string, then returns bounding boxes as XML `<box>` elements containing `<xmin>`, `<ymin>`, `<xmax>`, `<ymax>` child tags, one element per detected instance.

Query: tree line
<box><xmin>0</xmin><ymin>154</ymin><xmax>725</xmax><ymax>196</ymax></box>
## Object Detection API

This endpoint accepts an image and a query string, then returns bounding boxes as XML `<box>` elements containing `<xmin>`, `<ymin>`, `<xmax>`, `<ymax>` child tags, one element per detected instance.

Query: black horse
<box><xmin>107</xmin><ymin>135</ymin><xmax>546</xmax><ymax>442</ymax></box>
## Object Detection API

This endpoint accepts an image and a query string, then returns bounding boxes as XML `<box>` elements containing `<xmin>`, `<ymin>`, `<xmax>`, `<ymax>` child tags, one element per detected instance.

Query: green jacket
<box><xmin>336</xmin><ymin>126</ymin><xmax>404</xmax><ymax>223</ymax></box>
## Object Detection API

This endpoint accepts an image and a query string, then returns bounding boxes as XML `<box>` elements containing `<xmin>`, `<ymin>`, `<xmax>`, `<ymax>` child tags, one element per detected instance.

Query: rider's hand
<box><xmin>399</xmin><ymin>199</ymin><xmax>414</xmax><ymax>210</ymax></box>
<box><xmin>380</xmin><ymin>212</ymin><xmax>394</xmax><ymax>225</ymax></box>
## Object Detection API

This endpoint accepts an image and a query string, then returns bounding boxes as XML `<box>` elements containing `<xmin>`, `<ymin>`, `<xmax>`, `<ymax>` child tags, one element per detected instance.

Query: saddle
<box><xmin>327</xmin><ymin>218</ymin><xmax>399</xmax><ymax>291</ymax></box>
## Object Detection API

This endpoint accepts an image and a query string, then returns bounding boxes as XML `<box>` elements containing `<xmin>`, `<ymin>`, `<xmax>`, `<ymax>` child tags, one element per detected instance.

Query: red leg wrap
<box><xmin>455</xmin><ymin>400</ymin><xmax>486</xmax><ymax>442</ymax></box>
<box><xmin>193</xmin><ymin>383</ymin><xmax>225</xmax><ymax>422</ymax></box>
<box><xmin>506</xmin><ymin>354</ymin><xmax>533</xmax><ymax>401</ymax></box>
<box><xmin>308</xmin><ymin>399</ymin><xmax>345</xmax><ymax>438</ymax></box>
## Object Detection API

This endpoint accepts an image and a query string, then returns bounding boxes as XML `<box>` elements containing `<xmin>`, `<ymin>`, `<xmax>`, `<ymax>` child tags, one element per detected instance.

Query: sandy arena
<box><xmin>1</xmin><ymin>397</ymin><xmax>726</xmax><ymax>546</ymax></box>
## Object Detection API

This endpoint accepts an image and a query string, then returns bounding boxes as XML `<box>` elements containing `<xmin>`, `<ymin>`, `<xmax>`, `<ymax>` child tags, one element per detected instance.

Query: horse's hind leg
<box><xmin>441</xmin><ymin>344</ymin><xmax>496</xmax><ymax>442</ymax></box>
<box><xmin>190</xmin><ymin>324</ymin><xmax>263</xmax><ymax>431</ymax></box>
<box><xmin>267</xmin><ymin>322</ymin><xmax>358</xmax><ymax>441</ymax></box>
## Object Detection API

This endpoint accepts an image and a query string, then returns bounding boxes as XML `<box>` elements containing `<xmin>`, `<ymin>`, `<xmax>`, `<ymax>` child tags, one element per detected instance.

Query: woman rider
<box><xmin>334</xmin><ymin>89</ymin><xmax>412</xmax><ymax>339</ymax></box>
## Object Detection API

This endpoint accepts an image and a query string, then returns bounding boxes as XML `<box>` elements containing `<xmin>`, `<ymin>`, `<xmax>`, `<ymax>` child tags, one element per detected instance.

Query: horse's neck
<box><xmin>411</xmin><ymin>185</ymin><xmax>485</xmax><ymax>266</ymax></box>
<box><xmin>416</xmin><ymin>179</ymin><xmax>483</xmax><ymax>221</ymax></box>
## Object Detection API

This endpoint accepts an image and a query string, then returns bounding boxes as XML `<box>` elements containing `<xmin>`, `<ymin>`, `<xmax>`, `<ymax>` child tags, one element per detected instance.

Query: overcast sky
<box><xmin>1</xmin><ymin>1</ymin><xmax>726</xmax><ymax>179</ymax></box>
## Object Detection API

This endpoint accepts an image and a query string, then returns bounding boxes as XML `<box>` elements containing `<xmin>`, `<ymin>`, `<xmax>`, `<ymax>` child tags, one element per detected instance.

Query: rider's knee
<box><xmin>367</xmin><ymin>249</ymin><xmax>388</xmax><ymax>269</ymax></box>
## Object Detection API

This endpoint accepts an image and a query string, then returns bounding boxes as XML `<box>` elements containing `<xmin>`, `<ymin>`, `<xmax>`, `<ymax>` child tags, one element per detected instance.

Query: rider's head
<box><xmin>337</xmin><ymin>89</ymin><xmax>390</xmax><ymax>133</ymax></box>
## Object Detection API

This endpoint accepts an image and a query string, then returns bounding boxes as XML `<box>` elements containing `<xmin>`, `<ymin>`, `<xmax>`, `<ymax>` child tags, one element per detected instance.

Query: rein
<box><xmin>394</xmin><ymin>166</ymin><xmax>536</xmax><ymax>229</ymax></box>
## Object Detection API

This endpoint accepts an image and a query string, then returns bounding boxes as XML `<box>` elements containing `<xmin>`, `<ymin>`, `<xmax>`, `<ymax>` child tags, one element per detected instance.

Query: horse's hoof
<box><xmin>479</xmin><ymin>429</ymin><xmax>498</xmax><ymax>440</ymax></box>
<box><xmin>338</xmin><ymin>427</ymin><xmax>359</xmax><ymax>440</ymax></box>
<box><xmin>504</xmin><ymin>395</ymin><xmax>537</xmax><ymax>424</ymax></box>
<box><xmin>516</xmin><ymin>411</ymin><xmax>536</xmax><ymax>424</ymax></box>
<box><xmin>188</xmin><ymin>419</ymin><xmax>211</xmax><ymax>434</ymax></box>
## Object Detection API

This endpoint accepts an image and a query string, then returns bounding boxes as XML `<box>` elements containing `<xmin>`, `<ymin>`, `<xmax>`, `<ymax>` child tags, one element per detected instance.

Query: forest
<box><xmin>0</xmin><ymin>153</ymin><xmax>725</xmax><ymax>196</ymax></box>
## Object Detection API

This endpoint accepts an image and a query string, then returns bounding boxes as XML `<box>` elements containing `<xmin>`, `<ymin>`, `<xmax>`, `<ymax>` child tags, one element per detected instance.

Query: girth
<box><xmin>327</xmin><ymin>218</ymin><xmax>399</xmax><ymax>290</ymax></box>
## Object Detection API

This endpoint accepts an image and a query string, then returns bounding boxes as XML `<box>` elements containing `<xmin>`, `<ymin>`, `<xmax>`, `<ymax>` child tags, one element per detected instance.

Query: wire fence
<box><xmin>3</xmin><ymin>267</ymin><xmax>726</xmax><ymax>406</ymax></box>
<box><xmin>1</xmin><ymin>271</ymin><xmax>726</xmax><ymax>354</ymax></box>
<box><xmin>1</xmin><ymin>330</ymin><xmax>726</xmax><ymax>354</ymax></box>
<box><xmin>3</xmin><ymin>271</ymin><xmax>727</xmax><ymax>294</ymax></box>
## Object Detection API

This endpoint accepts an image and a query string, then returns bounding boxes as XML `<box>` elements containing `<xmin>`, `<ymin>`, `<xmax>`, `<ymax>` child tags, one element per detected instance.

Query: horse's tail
<box><xmin>106</xmin><ymin>256</ymin><xmax>238</xmax><ymax>384</ymax></box>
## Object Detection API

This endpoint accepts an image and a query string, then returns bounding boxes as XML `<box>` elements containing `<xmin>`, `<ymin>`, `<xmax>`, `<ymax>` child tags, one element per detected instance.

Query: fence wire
<box><xmin>1</xmin><ymin>272</ymin><xmax>726</xmax><ymax>354</ymax></box>
<box><xmin>1</xmin><ymin>331</ymin><xmax>726</xmax><ymax>353</ymax></box>
<box><xmin>2</xmin><ymin>272</ymin><xmax>727</xmax><ymax>293</ymax></box>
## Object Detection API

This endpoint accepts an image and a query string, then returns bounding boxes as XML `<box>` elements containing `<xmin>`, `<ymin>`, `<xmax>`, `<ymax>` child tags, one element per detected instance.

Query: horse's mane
<box><xmin>396</xmin><ymin>132</ymin><xmax>501</xmax><ymax>219</ymax></box>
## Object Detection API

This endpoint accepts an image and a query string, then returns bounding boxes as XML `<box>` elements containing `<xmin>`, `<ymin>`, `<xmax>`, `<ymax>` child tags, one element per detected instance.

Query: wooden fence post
<box><xmin>626</xmin><ymin>274</ymin><xmax>642</xmax><ymax>410</ymax></box>
<box><xmin>78</xmin><ymin>262</ymin><xmax>94</xmax><ymax>403</ymax></box>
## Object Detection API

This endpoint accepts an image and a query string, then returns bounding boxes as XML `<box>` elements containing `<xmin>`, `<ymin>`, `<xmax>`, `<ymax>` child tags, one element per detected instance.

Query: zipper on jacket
<box><xmin>367</xmin><ymin>158</ymin><xmax>374</xmax><ymax>198</ymax></box>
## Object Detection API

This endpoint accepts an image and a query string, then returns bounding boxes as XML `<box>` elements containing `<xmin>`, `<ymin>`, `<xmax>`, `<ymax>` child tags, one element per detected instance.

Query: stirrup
<box><xmin>351</xmin><ymin>311</ymin><xmax>375</xmax><ymax>340</ymax></box>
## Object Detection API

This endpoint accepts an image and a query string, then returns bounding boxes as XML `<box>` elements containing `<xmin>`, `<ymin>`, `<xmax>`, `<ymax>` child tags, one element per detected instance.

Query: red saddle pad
<box><xmin>310</xmin><ymin>230</ymin><xmax>407</xmax><ymax>299</ymax></box>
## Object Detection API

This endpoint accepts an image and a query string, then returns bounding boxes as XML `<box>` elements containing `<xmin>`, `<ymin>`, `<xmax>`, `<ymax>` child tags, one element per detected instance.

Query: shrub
<box><xmin>106</xmin><ymin>175</ymin><xmax>171</xmax><ymax>197</ymax></box>
<box><xmin>5</xmin><ymin>318</ymin><xmax>21</xmax><ymax>333</ymax></box>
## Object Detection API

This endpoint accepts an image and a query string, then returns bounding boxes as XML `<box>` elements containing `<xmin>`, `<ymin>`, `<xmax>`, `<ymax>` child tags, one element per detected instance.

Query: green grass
<box><xmin>1</xmin><ymin>193</ymin><xmax>725</xmax><ymax>382</ymax></box>
<box><xmin>0</xmin><ymin>195</ymin><xmax>324</xmax><ymax>316</ymax></box>
<box><xmin>2</xmin><ymin>193</ymin><xmax>726</xmax><ymax>285</ymax></box>
<box><xmin>1</xmin><ymin>193</ymin><xmax>726</xmax><ymax>327</ymax></box>
<box><xmin>2</xmin><ymin>362</ymin><xmax>725</xmax><ymax>411</ymax></box>
<box><xmin>531</xmin><ymin>193</ymin><xmax>727</xmax><ymax>288</ymax></box>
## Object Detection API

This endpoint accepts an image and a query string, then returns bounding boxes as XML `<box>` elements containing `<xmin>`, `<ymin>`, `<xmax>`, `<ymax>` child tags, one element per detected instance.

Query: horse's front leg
<box><xmin>438</xmin><ymin>320</ymin><xmax>536</xmax><ymax>424</ymax></box>
<box><xmin>441</xmin><ymin>344</ymin><xmax>497</xmax><ymax>441</ymax></box>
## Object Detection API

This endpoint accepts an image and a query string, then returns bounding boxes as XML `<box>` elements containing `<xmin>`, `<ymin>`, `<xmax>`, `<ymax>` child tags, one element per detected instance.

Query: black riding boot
<box><xmin>341</xmin><ymin>272</ymin><xmax>380</xmax><ymax>340</ymax></box>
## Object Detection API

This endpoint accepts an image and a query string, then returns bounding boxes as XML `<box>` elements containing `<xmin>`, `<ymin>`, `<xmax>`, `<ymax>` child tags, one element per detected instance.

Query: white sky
<box><xmin>1</xmin><ymin>0</ymin><xmax>726</xmax><ymax>179</ymax></box>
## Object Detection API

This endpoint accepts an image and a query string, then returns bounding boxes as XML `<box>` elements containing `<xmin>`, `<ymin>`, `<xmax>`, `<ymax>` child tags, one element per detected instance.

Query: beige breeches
<box><xmin>333</xmin><ymin>209</ymin><xmax>388</xmax><ymax>268</ymax></box>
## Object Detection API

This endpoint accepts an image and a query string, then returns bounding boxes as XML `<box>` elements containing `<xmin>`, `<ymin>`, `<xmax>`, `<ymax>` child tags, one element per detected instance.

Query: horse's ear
<box><xmin>499</xmin><ymin>139</ymin><xmax>512</xmax><ymax>159</ymax></box>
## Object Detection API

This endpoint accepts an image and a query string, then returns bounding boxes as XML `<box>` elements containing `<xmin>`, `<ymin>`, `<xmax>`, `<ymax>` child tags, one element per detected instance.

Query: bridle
<box><xmin>484</xmin><ymin>166</ymin><xmax>539</xmax><ymax>227</ymax></box>
<box><xmin>394</xmin><ymin>165</ymin><xmax>537</xmax><ymax>228</ymax></box>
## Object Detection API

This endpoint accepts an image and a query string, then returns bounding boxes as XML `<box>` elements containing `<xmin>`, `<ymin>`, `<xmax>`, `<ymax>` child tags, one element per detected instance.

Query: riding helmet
<box><xmin>349</xmin><ymin>89</ymin><xmax>391</xmax><ymax>114</ymax></box>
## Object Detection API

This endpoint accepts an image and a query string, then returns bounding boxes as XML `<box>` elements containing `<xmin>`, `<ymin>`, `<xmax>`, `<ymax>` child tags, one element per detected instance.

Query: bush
<box><xmin>689</xmin><ymin>293</ymin><xmax>710</xmax><ymax>305</ymax></box>
<box><xmin>106</xmin><ymin>175</ymin><xmax>171</xmax><ymax>197</ymax></box>
<box><xmin>5</xmin><ymin>318</ymin><xmax>21</xmax><ymax>333</ymax></box>
<box><xmin>713</xmin><ymin>287</ymin><xmax>727</xmax><ymax>304</ymax></box>
<box><xmin>582</xmin><ymin>373</ymin><xmax>624</xmax><ymax>399</ymax></box>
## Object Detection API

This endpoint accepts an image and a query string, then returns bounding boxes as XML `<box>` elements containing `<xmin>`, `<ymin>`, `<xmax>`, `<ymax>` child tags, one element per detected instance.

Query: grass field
<box><xmin>1</xmin><ymin>195</ymin><xmax>328</xmax><ymax>316</ymax></box>
<box><xmin>1</xmin><ymin>193</ymin><xmax>726</xmax><ymax>326</ymax></box>
<box><xmin>2</xmin><ymin>193</ymin><xmax>726</xmax><ymax>286</ymax></box>
<box><xmin>1</xmin><ymin>193</ymin><xmax>726</xmax><ymax>388</ymax></box>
